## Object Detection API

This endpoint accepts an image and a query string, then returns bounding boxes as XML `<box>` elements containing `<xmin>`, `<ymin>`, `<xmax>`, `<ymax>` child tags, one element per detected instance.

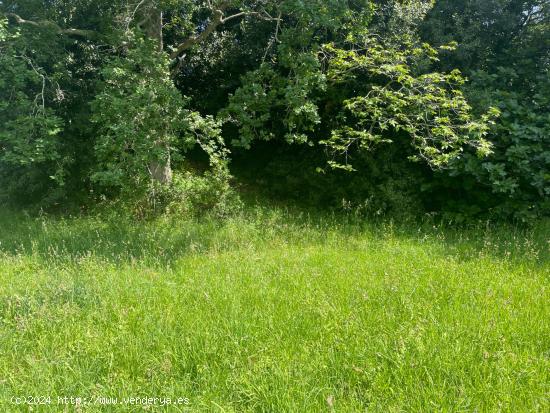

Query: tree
<box><xmin>1</xmin><ymin>1</ymin><xmax>283</xmax><ymax>188</ymax></box>
<box><xmin>422</xmin><ymin>0</ymin><xmax>550</xmax><ymax>219</ymax></box>
<box><xmin>0</xmin><ymin>18</ymin><xmax>65</xmax><ymax>204</ymax></box>
<box><xmin>223</xmin><ymin>2</ymin><xmax>495</xmax><ymax>170</ymax></box>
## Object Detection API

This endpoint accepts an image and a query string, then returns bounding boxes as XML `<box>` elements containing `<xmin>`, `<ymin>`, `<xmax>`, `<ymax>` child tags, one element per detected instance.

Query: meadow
<box><xmin>0</xmin><ymin>208</ymin><xmax>548</xmax><ymax>412</ymax></box>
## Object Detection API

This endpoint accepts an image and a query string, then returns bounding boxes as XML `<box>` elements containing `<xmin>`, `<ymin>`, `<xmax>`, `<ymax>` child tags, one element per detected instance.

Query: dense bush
<box><xmin>420</xmin><ymin>0</ymin><xmax>549</xmax><ymax>220</ymax></box>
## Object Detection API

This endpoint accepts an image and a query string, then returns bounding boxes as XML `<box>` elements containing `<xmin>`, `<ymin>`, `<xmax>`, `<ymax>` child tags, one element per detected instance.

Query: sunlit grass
<box><xmin>0</xmin><ymin>208</ymin><xmax>548</xmax><ymax>412</ymax></box>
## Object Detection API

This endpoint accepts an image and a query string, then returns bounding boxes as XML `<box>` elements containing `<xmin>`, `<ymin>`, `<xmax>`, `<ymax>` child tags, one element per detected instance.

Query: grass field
<box><xmin>0</xmin><ymin>208</ymin><xmax>548</xmax><ymax>412</ymax></box>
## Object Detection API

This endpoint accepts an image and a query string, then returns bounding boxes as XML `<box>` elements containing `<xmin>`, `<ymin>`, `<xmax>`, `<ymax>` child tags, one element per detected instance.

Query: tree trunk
<box><xmin>144</xmin><ymin>8</ymin><xmax>163</xmax><ymax>52</ymax></box>
<box><xmin>142</xmin><ymin>8</ymin><xmax>172</xmax><ymax>184</ymax></box>
<box><xmin>149</xmin><ymin>157</ymin><xmax>173</xmax><ymax>184</ymax></box>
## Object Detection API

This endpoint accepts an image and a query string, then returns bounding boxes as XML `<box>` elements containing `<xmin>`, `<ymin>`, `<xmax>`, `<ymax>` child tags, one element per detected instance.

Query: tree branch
<box><xmin>5</xmin><ymin>12</ymin><xmax>98</xmax><ymax>39</ymax></box>
<box><xmin>169</xmin><ymin>9</ymin><xmax>225</xmax><ymax>59</ymax></box>
<box><xmin>169</xmin><ymin>7</ymin><xmax>281</xmax><ymax>59</ymax></box>
<box><xmin>221</xmin><ymin>11</ymin><xmax>250</xmax><ymax>23</ymax></box>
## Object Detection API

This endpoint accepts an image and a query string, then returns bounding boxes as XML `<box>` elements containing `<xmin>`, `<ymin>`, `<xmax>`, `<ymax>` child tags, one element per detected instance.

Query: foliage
<box><xmin>0</xmin><ymin>19</ymin><xmax>66</xmax><ymax>203</ymax></box>
<box><xmin>321</xmin><ymin>37</ymin><xmax>497</xmax><ymax>170</ymax></box>
<box><xmin>223</xmin><ymin>56</ymin><xmax>326</xmax><ymax>147</ymax></box>
<box><xmin>163</xmin><ymin>168</ymin><xmax>242</xmax><ymax>218</ymax></box>
<box><xmin>0</xmin><ymin>0</ymin><xmax>548</xmax><ymax>220</ymax></box>
<box><xmin>224</xmin><ymin>15</ymin><xmax>496</xmax><ymax>173</ymax></box>
<box><xmin>90</xmin><ymin>30</ymin><xmax>240</xmax><ymax>220</ymax></box>
<box><xmin>421</xmin><ymin>0</ymin><xmax>550</xmax><ymax>220</ymax></box>
<box><xmin>91</xmin><ymin>35</ymin><xmax>190</xmax><ymax>189</ymax></box>
<box><xmin>460</xmin><ymin>70</ymin><xmax>550</xmax><ymax>220</ymax></box>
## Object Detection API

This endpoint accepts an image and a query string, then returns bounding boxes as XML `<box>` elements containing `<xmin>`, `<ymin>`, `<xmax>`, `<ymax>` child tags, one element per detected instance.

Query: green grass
<box><xmin>0</xmin><ymin>208</ymin><xmax>548</xmax><ymax>412</ymax></box>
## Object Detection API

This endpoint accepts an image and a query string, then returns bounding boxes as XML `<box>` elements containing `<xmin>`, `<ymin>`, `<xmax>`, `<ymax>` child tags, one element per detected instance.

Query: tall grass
<box><xmin>0</xmin><ymin>208</ymin><xmax>548</xmax><ymax>412</ymax></box>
